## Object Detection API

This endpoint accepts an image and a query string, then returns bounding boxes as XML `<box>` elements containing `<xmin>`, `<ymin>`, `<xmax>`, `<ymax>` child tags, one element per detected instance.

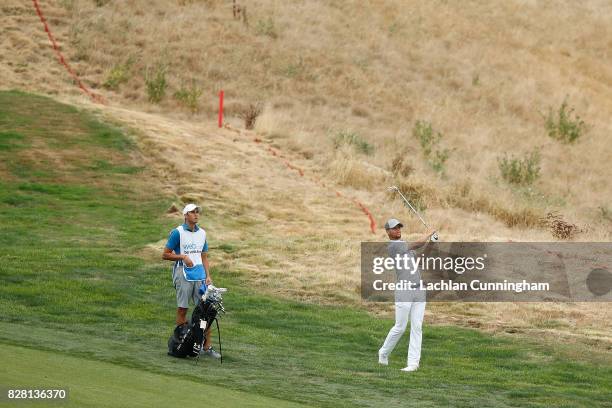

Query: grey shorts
<box><xmin>172</xmin><ymin>265</ymin><xmax>204</xmax><ymax>308</ymax></box>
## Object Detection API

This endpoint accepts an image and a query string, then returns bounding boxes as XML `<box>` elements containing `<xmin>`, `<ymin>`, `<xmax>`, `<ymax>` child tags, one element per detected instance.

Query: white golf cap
<box><xmin>182</xmin><ymin>203</ymin><xmax>201</xmax><ymax>215</ymax></box>
<box><xmin>384</xmin><ymin>218</ymin><xmax>403</xmax><ymax>229</ymax></box>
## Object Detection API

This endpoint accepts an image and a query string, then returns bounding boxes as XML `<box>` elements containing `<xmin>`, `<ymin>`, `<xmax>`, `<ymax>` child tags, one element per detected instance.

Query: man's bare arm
<box><xmin>162</xmin><ymin>247</ymin><xmax>193</xmax><ymax>267</ymax></box>
<box><xmin>202</xmin><ymin>252</ymin><xmax>212</xmax><ymax>284</ymax></box>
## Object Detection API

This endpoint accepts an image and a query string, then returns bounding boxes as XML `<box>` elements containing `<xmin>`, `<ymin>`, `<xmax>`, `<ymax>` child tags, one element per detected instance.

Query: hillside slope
<box><xmin>2</xmin><ymin>0</ymin><xmax>612</xmax><ymax>240</ymax></box>
<box><xmin>87</xmin><ymin>96</ymin><xmax>612</xmax><ymax>348</ymax></box>
<box><xmin>0</xmin><ymin>1</ymin><xmax>610</xmax><ymax>346</ymax></box>
<box><xmin>3</xmin><ymin>91</ymin><xmax>609</xmax><ymax>407</ymax></box>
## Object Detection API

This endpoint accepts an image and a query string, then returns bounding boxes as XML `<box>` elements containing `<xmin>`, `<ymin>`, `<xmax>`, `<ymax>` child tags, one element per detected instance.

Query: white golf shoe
<box><xmin>202</xmin><ymin>346</ymin><xmax>221</xmax><ymax>359</ymax></box>
<box><xmin>400</xmin><ymin>365</ymin><xmax>419</xmax><ymax>372</ymax></box>
<box><xmin>378</xmin><ymin>351</ymin><xmax>389</xmax><ymax>365</ymax></box>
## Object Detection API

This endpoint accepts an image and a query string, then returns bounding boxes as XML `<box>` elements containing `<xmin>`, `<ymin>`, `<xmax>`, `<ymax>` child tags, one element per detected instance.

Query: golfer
<box><xmin>378</xmin><ymin>218</ymin><xmax>435</xmax><ymax>372</ymax></box>
<box><xmin>162</xmin><ymin>203</ymin><xmax>220</xmax><ymax>358</ymax></box>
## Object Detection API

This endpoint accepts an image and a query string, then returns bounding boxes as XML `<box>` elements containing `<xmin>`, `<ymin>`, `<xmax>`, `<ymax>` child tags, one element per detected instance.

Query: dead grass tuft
<box><xmin>390</xmin><ymin>154</ymin><xmax>414</xmax><ymax>177</ymax></box>
<box><xmin>540</xmin><ymin>212</ymin><xmax>582</xmax><ymax>240</ymax></box>
<box><xmin>328</xmin><ymin>148</ymin><xmax>385</xmax><ymax>190</ymax></box>
<box><xmin>392</xmin><ymin>179</ymin><xmax>435</xmax><ymax>211</ymax></box>
<box><xmin>240</xmin><ymin>103</ymin><xmax>263</xmax><ymax>130</ymax></box>
<box><xmin>166</xmin><ymin>203</ymin><xmax>180</xmax><ymax>214</ymax></box>
<box><xmin>444</xmin><ymin>182</ymin><xmax>542</xmax><ymax>228</ymax></box>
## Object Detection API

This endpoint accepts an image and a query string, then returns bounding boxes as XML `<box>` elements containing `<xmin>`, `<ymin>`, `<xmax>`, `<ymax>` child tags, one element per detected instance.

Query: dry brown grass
<box><xmin>2</xmin><ymin>0</ymin><xmax>611</xmax><ymax>347</ymax></box>
<box><xmin>327</xmin><ymin>147</ymin><xmax>387</xmax><ymax>190</ymax></box>
<box><xmin>5</xmin><ymin>1</ymin><xmax>610</xmax><ymax>241</ymax></box>
<box><xmin>240</xmin><ymin>102</ymin><xmax>262</xmax><ymax>130</ymax></box>
<box><xmin>540</xmin><ymin>211</ymin><xmax>583</xmax><ymax>240</ymax></box>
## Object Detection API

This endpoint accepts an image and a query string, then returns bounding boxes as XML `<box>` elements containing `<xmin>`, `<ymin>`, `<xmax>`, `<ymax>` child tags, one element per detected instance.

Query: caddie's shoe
<box><xmin>378</xmin><ymin>350</ymin><xmax>389</xmax><ymax>366</ymax></box>
<box><xmin>203</xmin><ymin>346</ymin><xmax>221</xmax><ymax>359</ymax></box>
<box><xmin>400</xmin><ymin>365</ymin><xmax>419</xmax><ymax>372</ymax></box>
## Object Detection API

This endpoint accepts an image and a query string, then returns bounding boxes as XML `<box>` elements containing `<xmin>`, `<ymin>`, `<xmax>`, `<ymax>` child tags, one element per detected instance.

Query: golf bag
<box><xmin>168</xmin><ymin>285</ymin><xmax>226</xmax><ymax>360</ymax></box>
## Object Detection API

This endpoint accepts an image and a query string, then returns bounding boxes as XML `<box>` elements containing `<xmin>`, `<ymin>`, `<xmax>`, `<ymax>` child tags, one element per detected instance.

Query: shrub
<box><xmin>498</xmin><ymin>151</ymin><xmax>541</xmax><ymax>185</ymax></box>
<box><xmin>103</xmin><ymin>59</ymin><xmax>134</xmax><ymax>90</ymax></box>
<box><xmin>394</xmin><ymin>180</ymin><xmax>431</xmax><ymax>212</ymax></box>
<box><xmin>332</xmin><ymin>130</ymin><xmax>373</xmax><ymax>155</ymax></box>
<box><xmin>283</xmin><ymin>57</ymin><xmax>304</xmax><ymax>78</ymax></box>
<box><xmin>390</xmin><ymin>154</ymin><xmax>414</xmax><ymax>177</ymax></box>
<box><xmin>145</xmin><ymin>65</ymin><xmax>167</xmax><ymax>103</ymax></box>
<box><xmin>431</xmin><ymin>148</ymin><xmax>451</xmax><ymax>174</ymax></box>
<box><xmin>240</xmin><ymin>103</ymin><xmax>263</xmax><ymax>130</ymax></box>
<box><xmin>472</xmin><ymin>73</ymin><xmax>480</xmax><ymax>86</ymax></box>
<box><xmin>545</xmin><ymin>98</ymin><xmax>586</xmax><ymax>143</ymax></box>
<box><xmin>388</xmin><ymin>21</ymin><xmax>402</xmax><ymax>35</ymax></box>
<box><xmin>412</xmin><ymin>120</ymin><xmax>451</xmax><ymax>174</ymax></box>
<box><xmin>413</xmin><ymin>120</ymin><xmax>440</xmax><ymax>156</ymax></box>
<box><xmin>540</xmin><ymin>212</ymin><xmax>581</xmax><ymax>240</ymax></box>
<box><xmin>255</xmin><ymin>18</ymin><xmax>277</xmax><ymax>38</ymax></box>
<box><xmin>174</xmin><ymin>80</ymin><xmax>203</xmax><ymax>113</ymax></box>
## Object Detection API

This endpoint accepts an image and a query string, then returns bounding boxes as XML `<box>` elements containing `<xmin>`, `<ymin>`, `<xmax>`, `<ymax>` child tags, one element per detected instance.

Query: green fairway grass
<box><xmin>0</xmin><ymin>344</ymin><xmax>303</xmax><ymax>408</ymax></box>
<box><xmin>1</xmin><ymin>91</ymin><xmax>610</xmax><ymax>407</ymax></box>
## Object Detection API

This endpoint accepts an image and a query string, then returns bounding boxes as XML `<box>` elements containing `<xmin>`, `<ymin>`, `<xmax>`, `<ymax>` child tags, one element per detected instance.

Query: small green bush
<box><xmin>255</xmin><ymin>18</ymin><xmax>277</xmax><ymax>38</ymax></box>
<box><xmin>413</xmin><ymin>120</ymin><xmax>440</xmax><ymax>156</ymax></box>
<box><xmin>103</xmin><ymin>59</ymin><xmax>134</xmax><ymax>90</ymax></box>
<box><xmin>145</xmin><ymin>65</ymin><xmax>167</xmax><ymax>103</ymax></box>
<box><xmin>282</xmin><ymin>57</ymin><xmax>305</xmax><ymax>78</ymax></box>
<box><xmin>472</xmin><ymin>73</ymin><xmax>480</xmax><ymax>86</ymax></box>
<box><xmin>431</xmin><ymin>148</ymin><xmax>451</xmax><ymax>174</ymax></box>
<box><xmin>333</xmin><ymin>130</ymin><xmax>373</xmax><ymax>155</ymax></box>
<box><xmin>545</xmin><ymin>98</ymin><xmax>586</xmax><ymax>143</ymax></box>
<box><xmin>412</xmin><ymin>120</ymin><xmax>451</xmax><ymax>174</ymax></box>
<box><xmin>174</xmin><ymin>80</ymin><xmax>203</xmax><ymax>113</ymax></box>
<box><xmin>498</xmin><ymin>151</ymin><xmax>541</xmax><ymax>185</ymax></box>
<box><xmin>388</xmin><ymin>21</ymin><xmax>402</xmax><ymax>36</ymax></box>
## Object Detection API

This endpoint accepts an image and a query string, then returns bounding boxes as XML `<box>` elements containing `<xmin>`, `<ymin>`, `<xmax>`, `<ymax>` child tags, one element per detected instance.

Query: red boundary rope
<box><xmin>237</xmin><ymin>128</ymin><xmax>377</xmax><ymax>234</ymax></box>
<box><xmin>31</xmin><ymin>0</ymin><xmax>104</xmax><ymax>104</ymax></box>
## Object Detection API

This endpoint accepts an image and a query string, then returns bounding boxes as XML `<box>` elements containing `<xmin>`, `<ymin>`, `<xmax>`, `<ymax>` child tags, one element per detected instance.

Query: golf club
<box><xmin>388</xmin><ymin>185</ymin><xmax>439</xmax><ymax>241</ymax></box>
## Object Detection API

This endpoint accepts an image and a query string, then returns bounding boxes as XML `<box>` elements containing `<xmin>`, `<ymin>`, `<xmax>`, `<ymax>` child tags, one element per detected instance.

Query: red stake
<box><xmin>218</xmin><ymin>90</ymin><xmax>224</xmax><ymax>128</ymax></box>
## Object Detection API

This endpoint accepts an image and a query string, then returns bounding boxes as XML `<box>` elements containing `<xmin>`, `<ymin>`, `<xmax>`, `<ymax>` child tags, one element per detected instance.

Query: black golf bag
<box><xmin>167</xmin><ymin>286</ymin><xmax>226</xmax><ymax>359</ymax></box>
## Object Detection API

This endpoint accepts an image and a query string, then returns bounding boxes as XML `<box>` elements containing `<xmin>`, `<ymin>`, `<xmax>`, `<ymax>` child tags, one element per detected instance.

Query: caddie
<box><xmin>162</xmin><ymin>203</ymin><xmax>220</xmax><ymax>358</ymax></box>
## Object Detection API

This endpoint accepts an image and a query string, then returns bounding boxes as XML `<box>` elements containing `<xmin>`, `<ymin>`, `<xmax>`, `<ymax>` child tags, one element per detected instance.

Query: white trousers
<box><xmin>379</xmin><ymin>301</ymin><xmax>426</xmax><ymax>367</ymax></box>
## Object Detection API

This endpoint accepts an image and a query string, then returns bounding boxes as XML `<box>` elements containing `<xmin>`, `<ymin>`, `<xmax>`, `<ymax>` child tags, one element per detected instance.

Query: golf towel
<box><xmin>177</xmin><ymin>225</ymin><xmax>207</xmax><ymax>281</ymax></box>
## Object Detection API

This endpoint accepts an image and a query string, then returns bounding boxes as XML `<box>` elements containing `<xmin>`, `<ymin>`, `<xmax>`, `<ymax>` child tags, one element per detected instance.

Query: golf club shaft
<box><xmin>394</xmin><ymin>189</ymin><xmax>430</xmax><ymax>230</ymax></box>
